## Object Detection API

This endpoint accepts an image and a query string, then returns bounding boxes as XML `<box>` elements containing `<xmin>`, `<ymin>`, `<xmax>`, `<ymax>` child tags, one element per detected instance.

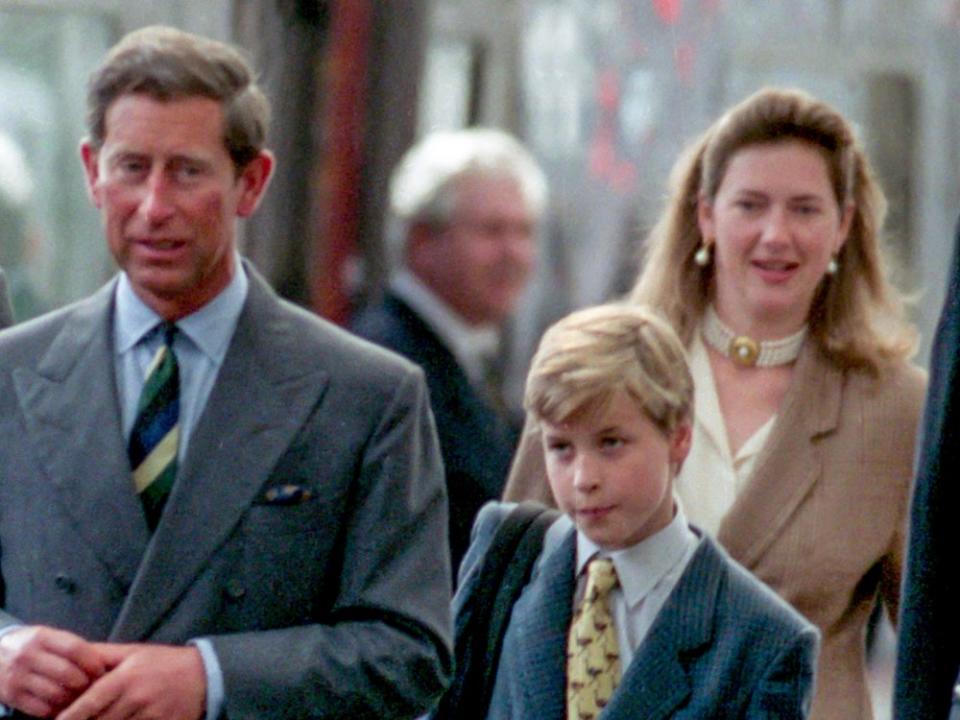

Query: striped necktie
<box><xmin>128</xmin><ymin>322</ymin><xmax>180</xmax><ymax>531</ymax></box>
<box><xmin>566</xmin><ymin>557</ymin><xmax>621</xmax><ymax>720</ymax></box>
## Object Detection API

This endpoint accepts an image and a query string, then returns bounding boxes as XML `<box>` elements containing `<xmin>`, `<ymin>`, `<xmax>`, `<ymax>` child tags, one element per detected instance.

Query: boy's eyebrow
<box><xmin>595</xmin><ymin>422</ymin><xmax>623</xmax><ymax>434</ymax></box>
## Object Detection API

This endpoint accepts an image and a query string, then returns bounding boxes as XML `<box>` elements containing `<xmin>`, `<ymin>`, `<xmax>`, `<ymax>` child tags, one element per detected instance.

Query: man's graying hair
<box><xmin>386</xmin><ymin>127</ymin><xmax>548</xmax><ymax>266</ymax></box>
<box><xmin>85</xmin><ymin>25</ymin><xmax>270</xmax><ymax>172</ymax></box>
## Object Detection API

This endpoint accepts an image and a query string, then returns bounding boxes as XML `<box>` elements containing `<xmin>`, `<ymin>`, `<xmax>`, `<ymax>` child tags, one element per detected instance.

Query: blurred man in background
<box><xmin>351</xmin><ymin>127</ymin><xmax>547</xmax><ymax>574</ymax></box>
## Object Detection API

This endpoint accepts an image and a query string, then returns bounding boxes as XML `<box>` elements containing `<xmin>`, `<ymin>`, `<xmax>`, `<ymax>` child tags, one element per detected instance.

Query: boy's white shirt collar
<box><xmin>575</xmin><ymin>503</ymin><xmax>697</xmax><ymax>609</ymax></box>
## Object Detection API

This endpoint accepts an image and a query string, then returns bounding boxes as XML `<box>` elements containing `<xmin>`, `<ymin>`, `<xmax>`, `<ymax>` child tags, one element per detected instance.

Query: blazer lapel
<box><xmin>12</xmin><ymin>281</ymin><xmax>150</xmax><ymax>591</ymax></box>
<box><xmin>513</xmin><ymin>529</ymin><xmax>577</xmax><ymax>720</ymax></box>
<box><xmin>112</xmin><ymin>269</ymin><xmax>330</xmax><ymax>640</ymax></box>
<box><xmin>605</xmin><ymin>536</ymin><xmax>719</xmax><ymax>720</ymax></box>
<box><xmin>717</xmin><ymin>343</ymin><xmax>843</xmax><ymax>568</ymax></box>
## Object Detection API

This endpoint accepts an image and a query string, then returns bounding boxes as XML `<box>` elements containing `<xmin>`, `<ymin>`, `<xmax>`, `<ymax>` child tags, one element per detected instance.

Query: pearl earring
<box><xmin>694</xmin><ymin>243</ymin><xmax>711</xmax><ymax>267</ymax></box>
<box><xmin>826</xmin><ymin>257</ymin><xmax>839</xmax><ymax>275</ymax></box>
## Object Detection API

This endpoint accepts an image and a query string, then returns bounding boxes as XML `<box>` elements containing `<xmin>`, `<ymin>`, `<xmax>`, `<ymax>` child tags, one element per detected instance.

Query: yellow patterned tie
<box><xmin>566</xmin><ymin>557</ymin><xmax>621</xmax><ymax>720</ymax></box>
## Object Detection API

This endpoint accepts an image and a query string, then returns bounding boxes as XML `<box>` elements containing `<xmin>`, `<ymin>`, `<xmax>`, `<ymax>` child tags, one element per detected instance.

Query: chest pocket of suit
<box><xmin>245</xmin><ymin>489</ymin><xmax>327</xmax><ymax>537</ymax></box>
<box><xmin>230</xmin><ymin>489</ymin><xmax>340</xmax><ymax>625</ymax></box>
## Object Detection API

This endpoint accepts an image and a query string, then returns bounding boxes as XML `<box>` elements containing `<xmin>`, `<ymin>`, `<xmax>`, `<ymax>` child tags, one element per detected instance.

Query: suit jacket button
<box><xmin>54</xmin><ymin>574</ymin><xmax>77</xmax><ymax>594</ymax></box>
<box><xmin>224</xmin><ymin>579</ymin><xmax>246</xmax><ymax>602</ymax></box>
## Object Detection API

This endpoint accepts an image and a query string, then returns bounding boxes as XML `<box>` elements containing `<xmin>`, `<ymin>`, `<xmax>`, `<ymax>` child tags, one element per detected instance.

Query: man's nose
<box><xmin>138</xmin><ymin>170</ymin><xmax>176</xmax><ymax>224</ymax></box>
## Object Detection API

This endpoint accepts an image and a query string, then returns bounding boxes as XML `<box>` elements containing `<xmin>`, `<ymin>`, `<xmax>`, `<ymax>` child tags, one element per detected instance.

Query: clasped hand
<box><xmin>0</xmin><ymin>626</ymin><xmax>205</xmax><ymax>720</ymax></box>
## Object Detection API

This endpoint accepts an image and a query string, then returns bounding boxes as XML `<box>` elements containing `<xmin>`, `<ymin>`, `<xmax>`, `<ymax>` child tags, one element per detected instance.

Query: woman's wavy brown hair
<box><xmin>630</xmin><ymin>87</ymin><xmax>917</xmax><ymax>374</ymax></box>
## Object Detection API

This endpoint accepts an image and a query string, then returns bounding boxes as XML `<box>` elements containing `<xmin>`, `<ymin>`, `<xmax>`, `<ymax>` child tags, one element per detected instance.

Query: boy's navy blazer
<box><xmin>457</xmin><ymin>502</ymin><xmax>819</xmax><ymax>720</ymax></box>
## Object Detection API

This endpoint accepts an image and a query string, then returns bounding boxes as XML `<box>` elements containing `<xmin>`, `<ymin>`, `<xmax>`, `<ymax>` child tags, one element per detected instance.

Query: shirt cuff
<box><xmin>190</xmin><ymin>638</ymin><xmax>225</xmax><ymax>720</ymax></box>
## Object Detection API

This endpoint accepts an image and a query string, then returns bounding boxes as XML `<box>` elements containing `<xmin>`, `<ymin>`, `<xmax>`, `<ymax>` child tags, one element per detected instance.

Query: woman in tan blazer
<box><xmin>504</xmin><ymin>87</ymin><xmax>926</xmax><ymax>720</ymax></box>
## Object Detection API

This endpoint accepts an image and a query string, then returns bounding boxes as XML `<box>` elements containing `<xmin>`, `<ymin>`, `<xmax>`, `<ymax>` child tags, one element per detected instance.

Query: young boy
<box><xmin>452</xmin><ymin>303</ymin><xmax>818</xmax><ymax>719</ymax></box>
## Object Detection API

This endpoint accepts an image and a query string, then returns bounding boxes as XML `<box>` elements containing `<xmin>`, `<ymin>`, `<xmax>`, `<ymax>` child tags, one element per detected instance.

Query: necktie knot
<box><xmin>161</xmin><ymin>321</ymin><xmax>177</xmax><ymax>347</ymax></box>
<box><xmin>584</xmin><ymin>557</ymin><xmax>618</xmax><ymax>600</ymax></box>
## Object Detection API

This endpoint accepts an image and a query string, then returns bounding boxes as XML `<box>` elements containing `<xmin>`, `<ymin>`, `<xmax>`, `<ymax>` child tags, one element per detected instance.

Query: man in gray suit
<box><xmin>0</xmin><ymin>25</ymin><xmax>451</xmax><ymax>720</ymax></box>
<box><xmin>0</xmin><ymin>267</ymin><xmax>12</xmax><ymax>328</ymax></box>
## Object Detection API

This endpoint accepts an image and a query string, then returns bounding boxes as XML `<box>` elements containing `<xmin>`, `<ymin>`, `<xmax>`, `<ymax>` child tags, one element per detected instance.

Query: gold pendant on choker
<box><xmin>729</xmin><ymin>336</ymin><xmax>759</xmax><ymax>366</ymax></box>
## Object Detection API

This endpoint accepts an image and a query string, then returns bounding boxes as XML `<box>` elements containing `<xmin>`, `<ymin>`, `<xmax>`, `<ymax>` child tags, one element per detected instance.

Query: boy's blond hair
<box><xmin>524</xmin><ymin>304</ymin><xmax>693</xmax><ymax>436</ymax></box>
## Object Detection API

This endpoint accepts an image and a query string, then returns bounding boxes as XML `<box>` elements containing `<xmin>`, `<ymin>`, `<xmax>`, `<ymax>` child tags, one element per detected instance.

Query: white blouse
<box><xmin>674</xmin><ymin>333</ymin><xmax>776</xmax><ymax>537</ymax></box>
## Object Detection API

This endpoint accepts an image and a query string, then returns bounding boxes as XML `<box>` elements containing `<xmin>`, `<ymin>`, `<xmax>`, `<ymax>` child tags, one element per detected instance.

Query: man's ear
<box><xmin>79</xmin><ymin>141</ymin><xmax>103</xmax><ymax>209</ymax></box>
<box><xmin>236</xmin><ymin>150</ymin><xmax>275</xmax><ymax>218</ymax></box>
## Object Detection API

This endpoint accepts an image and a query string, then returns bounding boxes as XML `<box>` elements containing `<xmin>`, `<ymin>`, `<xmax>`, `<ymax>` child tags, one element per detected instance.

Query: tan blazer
<box><xmin>503</xmin><ymin>342</ymin><xmax>927</xmax><ymax>720</ymax></box>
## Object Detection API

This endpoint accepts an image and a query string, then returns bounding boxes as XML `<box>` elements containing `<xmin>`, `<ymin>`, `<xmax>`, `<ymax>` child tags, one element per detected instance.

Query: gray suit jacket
<box><xmin>0</xmin><ymin>267</ymin><xmax>13</xmax><ymax>328</ymax></box>
<box><xmin>0</xmin><ymin>266</ymin><xmax>452</xmax><ymax>719</ymax></box>
<box><xmin>457</xmin><ymin>503</ymin><xmax>818</xmax><ymax>720</ymax></box>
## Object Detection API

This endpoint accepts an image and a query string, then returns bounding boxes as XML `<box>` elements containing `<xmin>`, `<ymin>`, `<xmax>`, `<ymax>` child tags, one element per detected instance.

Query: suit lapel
<box><xmin>112</xmin><ymin>269</ymin><xmax>330</xmax><ymax>640</ymax></box>
<box><xmin>12</xmin><ymin>281</ymin><xmax>150</xmax><ymax>590</ymax></box>
<box><xmin>604</xmin><ymin>536</ymin><xmax>720</xmax><ymax>720</ymax></box>
<box><xmin>717</xmin><ymin>343</ymin><xmax>843</xmax><ymax>568</ymax></box>
<box><xmin>513</xmin><ymin>529</ymin><xmax>577</xmax><ymax>720</ymax></box>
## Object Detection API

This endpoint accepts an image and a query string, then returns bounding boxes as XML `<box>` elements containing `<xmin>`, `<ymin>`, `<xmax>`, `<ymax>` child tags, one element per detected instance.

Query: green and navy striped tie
<box><xmin>128</xmin><ymin>323</ymin><xmax>180</xmax><ymax>531</ymax></box>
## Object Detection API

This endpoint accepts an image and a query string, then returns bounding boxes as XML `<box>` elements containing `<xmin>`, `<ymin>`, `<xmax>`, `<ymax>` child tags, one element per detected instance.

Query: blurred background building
<box><xmin>0</xmin><ymin>2</ymin><xmax>955</xmax><ymax>712</ymax></box>
<box><xmin>1</xmin><ymin>0</ymin><xmax>956</xmax><ymax>345</ymax></box>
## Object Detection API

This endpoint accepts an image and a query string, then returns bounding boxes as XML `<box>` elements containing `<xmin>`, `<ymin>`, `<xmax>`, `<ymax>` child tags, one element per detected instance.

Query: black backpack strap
<box><xmin>434</xmin><ymin>502</ymin><xmax>561</xmax><ymax>720</ymax></box>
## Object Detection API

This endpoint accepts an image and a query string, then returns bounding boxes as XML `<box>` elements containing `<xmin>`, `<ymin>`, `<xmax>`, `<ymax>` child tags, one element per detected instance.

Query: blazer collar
<box><xmin>717</xmin><ymin>341</ymin><xmax>844</xmax><ymax>567</ymax></box>
<box><xmin>513</xmin><ymin>527</ymin><xmax>577</xmax><ymax>720</ymax></box>
<box><xmin>112</xmin><ymin>262</ymin><xmax>331</xmax><ymax>639</ymax></box>
<box><xmin>13</xmin><ymin>279</ymin><xmax>151</xmax><ymax>591</ymax></box>
<box><xmin>603</xmin><ymin>534</ymin><xmax>721</xmax><ymax>720</ymax></box>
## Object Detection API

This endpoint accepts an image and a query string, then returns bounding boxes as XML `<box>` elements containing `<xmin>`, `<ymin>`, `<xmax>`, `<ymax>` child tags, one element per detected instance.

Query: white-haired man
<box><xmin>351</xmin><ymin>127</ymin><xmax>547</xmax><ymax>574</ymax></box>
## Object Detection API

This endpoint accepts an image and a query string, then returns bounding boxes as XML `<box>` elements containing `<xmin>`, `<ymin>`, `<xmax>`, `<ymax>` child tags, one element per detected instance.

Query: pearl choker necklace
<box><xmin>702</xmin><ymin>306</ymin><xmax>807</xmax><ymax>367</ymax></box>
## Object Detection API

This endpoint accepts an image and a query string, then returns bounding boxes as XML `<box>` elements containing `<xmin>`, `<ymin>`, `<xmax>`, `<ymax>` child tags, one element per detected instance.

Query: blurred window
<box><xmin>0</xmin><ymin>8</ymin><xmax>113</xmax><ymax>320</ymax></box>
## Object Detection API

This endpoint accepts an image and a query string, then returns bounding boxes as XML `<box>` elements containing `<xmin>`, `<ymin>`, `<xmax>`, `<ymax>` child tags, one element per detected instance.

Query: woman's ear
<box><xmin>696</xmin><ymin>194</ymin><xmax>715</xmax><ymax>244</ymax></box>
<box><xmin>835</xmin><ymin>200</ymin><xmax>855</xmax><ymax>254</ymax></box>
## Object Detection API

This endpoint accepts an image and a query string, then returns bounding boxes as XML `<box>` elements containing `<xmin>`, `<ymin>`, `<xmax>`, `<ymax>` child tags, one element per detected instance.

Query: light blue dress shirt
<box><xmin>113</xmin><ymin>259</ymin><xmax>248</xmax><ymax>720</ymax></box>
<box><xmin>114</xmin><ymin>263</ymin><xmax>248</xmax><ymax>460</ymax></box>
